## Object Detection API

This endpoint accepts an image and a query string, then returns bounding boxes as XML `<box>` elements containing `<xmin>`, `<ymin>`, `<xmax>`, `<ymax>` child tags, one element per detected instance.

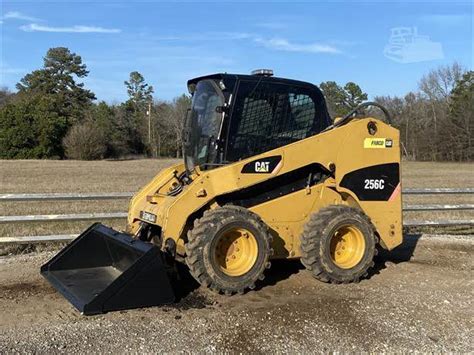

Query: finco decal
<box><xmin>364</xmin><ymin>138</ymin><xmax>393</xmax><ymax>149</ymax></box>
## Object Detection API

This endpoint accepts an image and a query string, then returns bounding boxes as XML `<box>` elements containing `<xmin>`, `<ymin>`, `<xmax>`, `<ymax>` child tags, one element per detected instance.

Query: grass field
<box><xmin>1</xmin><ymin>159</ymin><xmax>473</xmax><ymax>254</ymax></box>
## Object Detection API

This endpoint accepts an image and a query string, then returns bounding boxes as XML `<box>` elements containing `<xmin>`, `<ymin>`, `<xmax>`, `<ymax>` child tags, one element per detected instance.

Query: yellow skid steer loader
<box><xmin>41</xmin><ymin>70</ymin><xmax>402</xmax><ymax>315</ymax></box>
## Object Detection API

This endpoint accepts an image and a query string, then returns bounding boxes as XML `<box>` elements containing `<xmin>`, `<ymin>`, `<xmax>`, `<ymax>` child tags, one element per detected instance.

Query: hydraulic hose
<box><xmin>334</xmin><ymin>101</ymin><xmax>392</xmax><ymax>128</ymax></box>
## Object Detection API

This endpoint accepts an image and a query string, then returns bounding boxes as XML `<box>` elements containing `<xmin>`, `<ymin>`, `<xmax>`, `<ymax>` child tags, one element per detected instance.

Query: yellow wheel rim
<box><xmin>329</xmin><ymin>225</ymin><xmax>365</xmax><ymax>269</ymax></box>
<box><xmin>214</xmin><ymin>227</ymin><xmax>258</xmax><ymax>277</ymax></box>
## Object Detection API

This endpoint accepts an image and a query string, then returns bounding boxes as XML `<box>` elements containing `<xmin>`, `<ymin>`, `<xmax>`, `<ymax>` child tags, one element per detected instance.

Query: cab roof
<box><xmin>187</xmin><ymin>73</ymin><xmax>323</xmax><ymax>95</ymax></box>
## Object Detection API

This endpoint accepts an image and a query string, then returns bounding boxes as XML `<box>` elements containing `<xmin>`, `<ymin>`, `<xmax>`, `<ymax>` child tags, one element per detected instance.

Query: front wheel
<box><xmin>300</xmin><ymin>205</ymin><xmax>377</xmax><ymax>283</ymax></box>
<box><xmin>185</xmin><ymin>206</ymin><xmax>273</xmax><ymax>294</ymax></box>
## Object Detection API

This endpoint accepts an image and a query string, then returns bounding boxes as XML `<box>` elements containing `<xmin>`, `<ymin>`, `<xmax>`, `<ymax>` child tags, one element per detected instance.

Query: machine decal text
<box><xmin>364</xmin><ymin>179</ymin><xmax>385</xmax><ymax>190</ymax></box>
<box><xmin>364</xmin><ymin>138</ymin><xmax>392</xmax><ymax>149</ymax></box>
<box><xmin>255</xmin><ymin>161</ymin><xmax>270</xmax><ymax>172</ymax></box>
<box><xmin>241</xmin><ymin>155</ymin><xmax>282</xmax><ymax>174</ymax></box>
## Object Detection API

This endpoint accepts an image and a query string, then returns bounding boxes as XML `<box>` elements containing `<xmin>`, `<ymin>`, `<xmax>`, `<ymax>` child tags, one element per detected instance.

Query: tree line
<box><xmin>0</xmin><ymin>47</ymin><xmax>472</xmax><ymax>161</ymax></box>
<box><xmin>0</xmin><ymin>47</ymin><xmax>190</xmax><ymax>160</ymax></box>
<box><xmin>374</xmin><ymin>63</ymin><xmax>473</xmax><ymax>161</ymax></box>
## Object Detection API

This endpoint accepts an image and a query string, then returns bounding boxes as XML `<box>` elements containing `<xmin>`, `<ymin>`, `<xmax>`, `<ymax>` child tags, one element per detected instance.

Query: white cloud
<box><xmin>150</xmin><ymin>31</ymin><xmax>341</xmax><ymax>55</ymax></box>
<box><xmin>254</xmin><ymin>37</ymin><xmax>341</xmax><ymax>54</ymax></box>
<box><xmin>153</xmin><ymin>35</ymin><xmax>182</xmax><ymax>41</ymax></box>
<box><xmin>153</xmin><ymin>32</ymin><xmax>254</xmax><ymax>41</ymax></box>
<box><xmin>255</xmin><ymin>22</ymin><xmax>288</xmax><ymax>30</ymax></box>
<box><xmin>20</xmin><ymin>23</ymin><xmax>121</xmax><ymax>33</ymax></box>
<box><xmin>420</xmin><ymin>14</ymin><xmax>471</xmax><ymax>26</ymax></box>
<box><xmin>218</xmin><ymin>32</ymin><xmax>254</xmax><ymax>40</ymax></box>
<box><xmin>3</xmin><ymin>11</ymin><xmax>42</xmax><ymax>22</ymax></box>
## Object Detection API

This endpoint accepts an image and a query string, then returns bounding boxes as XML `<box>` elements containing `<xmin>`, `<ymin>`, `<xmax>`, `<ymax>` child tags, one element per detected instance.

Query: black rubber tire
<box><xmin>185</xmin><ymin>206</ymin><xmax>273</xmax><ymax>295</ymax></box>
<box><xmin>300</xmin><ymin>205</ymin><xmax>378</xmax><ymax>284</ymax></box>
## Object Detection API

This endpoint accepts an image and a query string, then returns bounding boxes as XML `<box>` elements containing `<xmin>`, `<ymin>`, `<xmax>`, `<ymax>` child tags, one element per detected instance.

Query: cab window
<box><xmin>226</xmin><ymin>81</ymin><xmax>329</xmax><ymax>162</ymax></box>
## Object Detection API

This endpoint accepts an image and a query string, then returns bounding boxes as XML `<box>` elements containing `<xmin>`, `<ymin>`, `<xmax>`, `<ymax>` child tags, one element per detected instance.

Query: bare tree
<box><xmin>415</xmin><ymin>63</ymin><xmax>465</xmax><ymax>160</ymax></box>
<box><xmin>419</xmin><ymin>62</ymin><xmax>464</xmax><ymax>102</ymax></box>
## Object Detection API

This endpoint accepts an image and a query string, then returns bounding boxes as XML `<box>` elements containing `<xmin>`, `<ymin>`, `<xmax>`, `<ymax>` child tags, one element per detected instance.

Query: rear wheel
<box><xmin>185</xmin><ymin>206</ymin><xmax>272</xmax><ymax>294</ymax></box>
<box><xmin>300</xmin><ymin>205</ymin><xmax>377</xmax><ymax>283</ymax></box>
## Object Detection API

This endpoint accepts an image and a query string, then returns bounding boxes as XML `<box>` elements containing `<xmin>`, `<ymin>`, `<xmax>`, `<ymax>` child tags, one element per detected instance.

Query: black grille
<box><xmin>227</xmin><ymin>81</ymin><xmax>329</xmax><ymax>161</ymax></box>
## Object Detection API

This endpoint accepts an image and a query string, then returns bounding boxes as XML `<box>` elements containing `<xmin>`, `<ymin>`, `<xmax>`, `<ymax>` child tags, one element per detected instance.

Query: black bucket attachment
<box><xmin>41</xmin><ymin>223</ymin><xmax>175</xmax><ymax>315</ymax></box>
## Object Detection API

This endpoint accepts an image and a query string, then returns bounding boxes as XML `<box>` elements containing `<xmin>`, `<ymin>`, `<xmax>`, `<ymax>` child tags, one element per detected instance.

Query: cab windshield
<box><xmin>184</xmin><ymin>80</ymin><xmax>225</xmax><ymax>172</ymax></box>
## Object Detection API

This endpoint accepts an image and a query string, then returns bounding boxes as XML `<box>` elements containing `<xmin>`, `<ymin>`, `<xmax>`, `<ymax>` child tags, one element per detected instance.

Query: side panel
<box><xmin>335</xmin><ymin>123</ymin><xmax>402</xmax><ymax>250</ymax></box>
<box><xmin>160</xmin><ymin>132</ymin><xmax>342</xmax><ymax>256</ymax></box>
<box><xmin>132</xmin><ymin>118</ymin><xmax>402</xmax><ymax>257</ymax></box>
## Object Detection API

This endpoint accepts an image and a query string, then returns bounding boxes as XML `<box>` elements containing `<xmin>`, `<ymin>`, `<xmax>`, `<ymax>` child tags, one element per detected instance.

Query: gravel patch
<box><xmin>0</xmin><ymin>234</ymin><xmax>472</xmax><ymax>353</ymax></box>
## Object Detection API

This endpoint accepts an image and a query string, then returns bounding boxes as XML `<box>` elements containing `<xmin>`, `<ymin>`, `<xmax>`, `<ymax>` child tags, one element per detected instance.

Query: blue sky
<box><xmin>1</xmin><ymin>1</ymin><xmax>472</xmax><ymax>103</ymax></box>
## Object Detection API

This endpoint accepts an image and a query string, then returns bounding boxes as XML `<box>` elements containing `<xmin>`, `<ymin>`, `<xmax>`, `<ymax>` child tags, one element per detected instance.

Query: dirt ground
<box><xmin>0</xmin><ymin>234</ymin><xmax>472</xmax><ymax>353</ymax></box>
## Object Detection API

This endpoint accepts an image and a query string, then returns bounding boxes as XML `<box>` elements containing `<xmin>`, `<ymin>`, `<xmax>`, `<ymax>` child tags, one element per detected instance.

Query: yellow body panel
<box><xmin>127</xmin><ymin>117</ymin><xmax>402</xmax><ymax>259</ymax></box>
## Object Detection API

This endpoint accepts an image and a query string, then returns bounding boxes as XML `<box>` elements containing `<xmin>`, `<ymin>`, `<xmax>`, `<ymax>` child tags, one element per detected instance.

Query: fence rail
<box><xmin>402</xmin><ymin>187</ymin><xmax>474</xmax><ymax>195</ymax></box>
<box><xmin>403</xmin><ymin>219</ymin><xmax>474</xmax><ymax>227</ymax></box>
<box><xmin>0</xmin><ymin>192</ymin><xmax>133</xmax><ymax>202</ymax></box>
<box><xmin>0</xmin><ymin>212</ymin><xmax>127</xmax><ymax>224</ymax></box>
<box><xmin>1</xmin><ymin>234</ymin><xmax>78</xmax><ymax>244</ymax></box>
<box><xmin>402</xmin><ymin>204</ymin><xmax>474</xmax><ymax>211</ymax></box>
<box><xmin>1</xmin><ymin>188</ymin><xmax>473</xmax><ymax>244</ymax></box>
<box><xmin>1</xmin><ymin>187</ymin><xmax>473</xmax><ymax>202</ymax></box>
<box><xmin>1</xmin><ymin>205</ymin><xmax>473</xmax><ymax>224</ymax></box>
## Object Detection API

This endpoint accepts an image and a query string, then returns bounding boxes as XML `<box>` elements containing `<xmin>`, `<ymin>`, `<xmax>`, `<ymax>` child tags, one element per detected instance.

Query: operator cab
<box><xmin>184</xmin><ymin>71</ymin><xmax>331</xmax><ymax>172</ymax></box>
